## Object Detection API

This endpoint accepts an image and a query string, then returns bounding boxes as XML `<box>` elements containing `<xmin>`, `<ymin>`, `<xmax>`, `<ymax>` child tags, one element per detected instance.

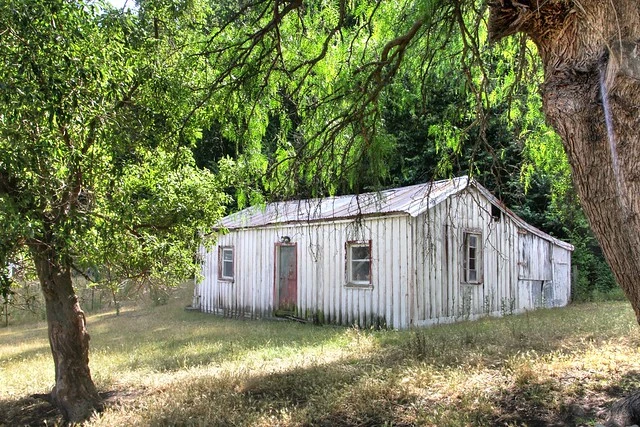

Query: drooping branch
<box><xmin>488</xmin><ymin>0</ymin><xmax>534</xmax><ymax>42</ymax></box>
<box><xmin>488</xmin><ymin>0</ymin><xmax>574</xmax><ymax>60</ymax></box>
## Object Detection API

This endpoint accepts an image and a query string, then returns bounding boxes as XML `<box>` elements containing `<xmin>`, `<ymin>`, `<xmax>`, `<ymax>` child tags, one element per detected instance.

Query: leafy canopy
<box><xmin>0</xmin><ymin>0</ymin><xmax>228</xmax><ymax>286</ymax></box>
<box><xmin>0</xmin><ymin>0</ymin><xmax>596</xmax><ymax>293</ymax></box>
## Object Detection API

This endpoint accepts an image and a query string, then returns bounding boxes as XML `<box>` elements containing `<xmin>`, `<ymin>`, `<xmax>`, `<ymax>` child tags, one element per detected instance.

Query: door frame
<box><xmin>273</xmin><ymin>242</ymin><xmax>298</xmax><ymax>314</ymax></box>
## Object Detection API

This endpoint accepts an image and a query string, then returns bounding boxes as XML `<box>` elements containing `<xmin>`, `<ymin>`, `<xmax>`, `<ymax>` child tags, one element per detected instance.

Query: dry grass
<box><xmin>1</xmin><ymin>286</ymin><xmax>640</xmax><ymax>426</ymax></box>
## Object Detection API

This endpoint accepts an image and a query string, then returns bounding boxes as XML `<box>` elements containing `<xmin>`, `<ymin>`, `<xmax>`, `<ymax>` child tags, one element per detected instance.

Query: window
<box><xmin>347</xmin><ymin>241</ymin><xmax>371</xmax><ymax>286</ymax></box>
<box><xmin>218</xmin><ymin>246</ymin><xmax>234</xmax><ymax>280</ymax></box>
<box><xmin>491</xmin><ymin>204</ymin><xmax>502</xmax><ymax>222</ymax></box>
<box><xmin>463</xmin><ymin>231</ymin><xmax>482</xmax><ymax>284</ymax></box>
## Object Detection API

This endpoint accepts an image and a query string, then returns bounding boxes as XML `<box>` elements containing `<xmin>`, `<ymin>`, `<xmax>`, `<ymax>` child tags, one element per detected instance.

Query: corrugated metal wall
<box><xmin>197</xmin><ymin>214</ymin><xmax>413</xmax><ymax>329</ymax></box>
<box><xmin>413</xmin><ymin>188</ymin><xmax>520</xmax><ymax>326</ymax></box>
<box><xmin>196</xmin><ymin>187</ymin><xmax>572</xmax><ymax>329</ymax></box>
<box><xmin>412</xmin><ymin>187</ymin><xmax>571</xmax><ymax>326</ymax></box>
<box><xmin>552</xmin><ymin>246</ymin><xmax>571</xmax><ymax>306</ymax></box>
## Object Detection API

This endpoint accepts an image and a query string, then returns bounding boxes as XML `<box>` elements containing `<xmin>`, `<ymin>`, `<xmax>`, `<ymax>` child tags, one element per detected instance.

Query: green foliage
<box><xmin>0</xmin><ymin>0</ymin><xmax>615</xmax><ymax>304</ymax></box>
<box><xmin>169</xmin><ymin>0</ymin><xmax>615</xmax><ymax>301</ymax></box>
<box><xmin>564</xmin><ymin>212</ymin><xmax>618</xmax><ymax>300</ymax></box>
<box><xmin>81</xmin><ymin>148</ymin><xmax>226</xmax><ymax>283</ymax></box>
<box><xmin>186</xmin><ymin>0</ymin><xmax>459</xmax><ymax>198</ymax></box>
<box><xmin>0</xmin><ymin>0</ymin><xmax>231</xmax><ymax>294</ymax></box>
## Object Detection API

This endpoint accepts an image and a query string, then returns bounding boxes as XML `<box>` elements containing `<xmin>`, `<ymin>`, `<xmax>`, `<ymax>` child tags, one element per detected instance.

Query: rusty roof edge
<box><xmin>407</xmin><ymin>175</ymin><xmax>470</xmax><ymax>217</ymax></box>
<box><xmin>213</xmin><ymin>211</ymin><xmax>411</xmax><ymax>232</ymax></box>
<box><xmin>216</xmin><ymin>177</ymin><xmax>470</xmax><ymax>229</ymax></box>
<box><xmin>209</xmin><ymin>177</ymin><xmax>575</xmax><ymax>253</ymax></box>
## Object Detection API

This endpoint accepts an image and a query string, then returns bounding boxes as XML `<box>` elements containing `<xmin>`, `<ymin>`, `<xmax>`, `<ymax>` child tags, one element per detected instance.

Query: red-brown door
<box><xmin>275</xmin><ymin>244</ymin><xmax>297</xmax><ymax>314</ymax></box>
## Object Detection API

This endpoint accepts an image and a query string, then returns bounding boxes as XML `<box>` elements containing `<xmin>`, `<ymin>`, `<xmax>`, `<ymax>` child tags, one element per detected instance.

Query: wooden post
<box><xmin>571</xmin><ymin>265</ymin><xmax>578</xmax><ymax>303</ymax></box>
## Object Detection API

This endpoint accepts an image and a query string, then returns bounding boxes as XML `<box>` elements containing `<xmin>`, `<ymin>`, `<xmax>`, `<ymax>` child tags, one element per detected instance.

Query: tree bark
<box><xmin>32</xmin><ymin>244</ymin><xmax>102</xmax><ymax>422</ymax></box>
<box><xmin>489</xmin><ymin>0</ymin><xmax>640</xmax><ymax>423</ymax></box>
<box><xmin>605</xmin><ymin>391</ymin><xmax>640</xmax><ymax>427</ymax></box>
<box><xmin>488</xmin><ymin>1</ymin><xmax>640</xmax><ymax>311</ymax></box>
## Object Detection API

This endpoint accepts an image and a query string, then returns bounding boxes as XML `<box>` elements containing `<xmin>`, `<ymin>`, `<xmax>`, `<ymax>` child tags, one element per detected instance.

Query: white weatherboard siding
<box><xmin>413</xmin><ymin>188</ymin><xmax>521</xmax><ymax>326</ymax></box>
<box><xmin>198</xmin><ymin>215</ymin><xmax>413</xmax><ymax>328</ymax></box>
<box><xmin>195</xmin><ymin>177</ymin><xmax>573</xmax><ymax>329</ymax></box>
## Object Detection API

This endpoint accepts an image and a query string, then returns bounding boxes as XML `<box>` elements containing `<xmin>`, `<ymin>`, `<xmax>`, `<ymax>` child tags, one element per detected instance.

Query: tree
<box><xmin>194</xmin><ymin>2</ymin><xmax>639</xmax><ymax>419</ymax></box>
<box><xmin>487</xmin><ymin>2</ymin><xmax>640</xmax><ymax>420</ymax></box>
<box><xmin>488</xmin><ymin>0</ymin><xmax>640</xmax><ymax>311</ymax></box>
<box><xmin>0</xmin><ymin>0</ymin><xmax>228</xmax><ymax>421</ymax></box>
<box><xmin>141</xmin><ymin>0</ymin><xmax>639</xmax><ymax>421</ymax></box>
<box><xmin>0</xmin><ymin>266</ymin><xmax>13</xmax><ymax>327</ymax></box>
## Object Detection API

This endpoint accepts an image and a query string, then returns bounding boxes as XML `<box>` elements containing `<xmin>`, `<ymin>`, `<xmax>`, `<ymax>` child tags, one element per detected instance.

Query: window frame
<box><xmin>346</xmin><ymin>240</ymin><xmax>372</xmax><ymax>287</ymax></box>
<box><xmin>218</xmin><ymin>246</ymin><xmax>234</xmax><ymax>281</ymax></box>
<box><xmin>462</xmin><ymin>230</ymin><xmax>482</xmax><ymax>284</ymax></box>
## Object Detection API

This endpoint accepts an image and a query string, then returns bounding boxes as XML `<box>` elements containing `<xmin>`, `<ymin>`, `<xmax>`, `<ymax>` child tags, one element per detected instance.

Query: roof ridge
<box><xmin>218</xmin><ymin>177</ymin><xmax>469</xmax><ymax>230</ymax></box>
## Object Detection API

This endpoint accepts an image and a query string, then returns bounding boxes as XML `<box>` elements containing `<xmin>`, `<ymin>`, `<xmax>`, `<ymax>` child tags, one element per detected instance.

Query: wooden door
<box><xmin>275</xmin><ymin>244</ymin><xmax>297</xmax><ymax>314</ymax></box>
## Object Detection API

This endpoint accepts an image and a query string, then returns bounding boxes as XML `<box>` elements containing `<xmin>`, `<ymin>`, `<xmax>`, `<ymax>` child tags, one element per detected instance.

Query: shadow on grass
<box><xmin>133</xmin><ymin>351</ymin><xmax>423</xmax><ymax>426</ymax></box>
<box><xmin>0</xmin><ymin>390</ymin><xmax>141</xmax><ymax>427</ymax></box>
<box><xmin>0</xmin><ymin>395</ymin><xmax>62</xmax><ymax>427</ymax></box>
<box><xmin>490</xmin><ymin>370</ymin><xmax>640</xmax><ymax>426</ymax></box>
<box><xmin>1</xmin><ymin>352</ymin><xmax>638</xmax><ymax>426</ymax></box>
<box><xmin>132</xmin><ymin>347</ymin><xmax>640</xmax><ymax>427</ymax></box>
<box><xmin>600</xmin><ymin>370</ymin><xmax>640</xmax><ymax>398</ymax></box>
<box><xmin>2</xmin><ymin>302</ymin><xmax>638</xmax><ymax>425</ymax></box>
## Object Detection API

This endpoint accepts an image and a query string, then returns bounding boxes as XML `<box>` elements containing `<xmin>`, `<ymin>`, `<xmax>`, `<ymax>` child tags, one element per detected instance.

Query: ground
<box><xmin>1</xmin><ymin>287</ymin><xmax>639</xmax><ymax>426</ymax></box>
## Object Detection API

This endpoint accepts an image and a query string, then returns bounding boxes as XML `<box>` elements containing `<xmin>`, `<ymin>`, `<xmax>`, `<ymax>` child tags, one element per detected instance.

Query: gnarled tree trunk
<box><xmin>31</xmin><ymin>244</ymin><xmax>102</xmax><ymax>422</ymax></box>
<box><xmin>488</xmin><ymin>1</ymin><xmax>640</xmax><ymax>425</ymax></box>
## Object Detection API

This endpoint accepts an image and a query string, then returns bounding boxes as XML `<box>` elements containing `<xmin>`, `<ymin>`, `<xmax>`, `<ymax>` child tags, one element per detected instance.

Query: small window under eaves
<box><xmin>491</xmin><ymin>204</ymin><xmax>502</xmax><ymax>222</ymax></box>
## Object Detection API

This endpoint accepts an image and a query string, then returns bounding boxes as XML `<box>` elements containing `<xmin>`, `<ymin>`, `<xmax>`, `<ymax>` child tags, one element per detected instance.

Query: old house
<box><xmin>193</xmin><ymin>176</ymin><xmax>573</xmax><ymax>329</ymax></box>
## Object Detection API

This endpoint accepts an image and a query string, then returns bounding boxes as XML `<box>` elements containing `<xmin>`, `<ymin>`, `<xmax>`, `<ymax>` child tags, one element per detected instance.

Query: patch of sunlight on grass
<box><xmin>0</xmin><ymin>322</ymin><xmax>54</xmax><ymax>398</ymax></box>
<box><xmin>1</xmin><ymin>354</ymin><xmax>53</xmax><ymax>398</ymax></box>
<box><xmin>0</xmin><ymin>338</ymin><xmax>49</xmax><ymax>361</ymax></box>
<box><xmin>2</xmin><ymin>298</ymin><xmax>640</xmax><ymax>426</ymax></box>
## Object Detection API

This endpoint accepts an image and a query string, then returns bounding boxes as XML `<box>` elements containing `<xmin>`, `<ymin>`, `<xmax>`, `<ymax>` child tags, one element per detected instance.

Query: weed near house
<box><xmin>1</xmin><ymin>287</ymin><xmax>639</xmax><ymax>426</ymax></box>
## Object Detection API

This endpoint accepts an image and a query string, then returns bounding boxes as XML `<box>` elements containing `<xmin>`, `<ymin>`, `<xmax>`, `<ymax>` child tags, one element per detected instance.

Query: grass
<box><xmin>1</xmin><ymin>285</ymin><xmax>640</xmax><ymax>426</ymax></box>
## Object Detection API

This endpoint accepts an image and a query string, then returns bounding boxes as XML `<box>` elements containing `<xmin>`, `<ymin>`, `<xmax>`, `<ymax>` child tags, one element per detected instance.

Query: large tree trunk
<box><xmin>32</xmin><ymin>244</ymin><xmax>102</xmax><ymax>422</ymax></box>
<box><xmin>488</xmin><ymin>1</ymin><xmax>640</xmax><ymax>424</ymax></box>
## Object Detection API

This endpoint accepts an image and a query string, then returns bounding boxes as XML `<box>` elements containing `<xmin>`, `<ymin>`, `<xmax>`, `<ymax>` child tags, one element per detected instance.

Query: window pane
<box><xmin>223</xmin><ymin>249</ymin><xmax>233</xmax><ymax>262</ymax></box>
<box><xmin>463</xmin><ymin>232</ymin><xmax>481</xmax><ymax>283</ymax></box>
<box><xmin>468</xmin><ymin>270</ymin><xmax>477</xmax><ymax>282</ymax></box>
<box><xmin>352</xmin><ymin>260</ymin><xmax>370</xmax><ymax>282</ymax></box>
<box><xmin>351</xmin><ymin>245</ymin><xmax>370</xmax><ymax>260</ymax></box>
<box><xmin>222</xmin><ymin>260</ymin><xmax>233</xmax><ymax>278</ymax></box>
<box><xmin>349</xmin><ymin>243</ymin><xmax>371</xmax><ymax>283</ymax></box>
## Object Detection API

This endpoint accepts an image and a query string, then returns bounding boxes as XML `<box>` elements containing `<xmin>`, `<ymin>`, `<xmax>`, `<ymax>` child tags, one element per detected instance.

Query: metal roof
<box><xmin>218</xmin><ymin>176</ymin><xmax>470</xmax><ymax>229</ymax></box>
<box><xmin>216</xmin><ymin>176</ymin><xmax>574</xmax><ymax>251</ymax></box>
